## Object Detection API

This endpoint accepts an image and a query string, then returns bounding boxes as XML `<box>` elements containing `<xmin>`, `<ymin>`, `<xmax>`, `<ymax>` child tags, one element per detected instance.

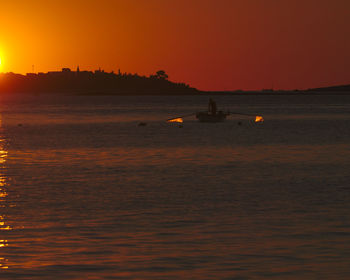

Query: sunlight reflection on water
<box><xmin>0</xmin><ymin>125</ymin><xmax>10</xmax><ymax>270</ymax></box>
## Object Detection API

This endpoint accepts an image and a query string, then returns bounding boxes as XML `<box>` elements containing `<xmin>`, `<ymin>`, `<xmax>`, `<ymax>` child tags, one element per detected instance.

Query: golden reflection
<box><xmin>0</xmin><ymin>215</ymin><xmax>12</xmax><ymax>231</ymax></box>
<box><xmin>0</xmin><ymin>176</ymin><xmax>7</xmax><ymax>200</ymax></box>
<box><xmin>255</xmin><ymin>115</ymin><xmax>264</xmax><ymax>123</ymax></box>
<box><xmin>0</xmin><ymin>258</ymin><xmax>9</xmax><ymax>269</ymax></box>
<box><xmin>167</xmin><ymin>117</ymin><xmax>184</xmax><ymax>123</ymax></box>
<box><xmin>0</xmin><ymin>151</ymin><xmax>7</xmax><ymax>164</ymax></box>
<box><xmin>0</xmin><ymin>190</ymin><xmax>6</xmax><ymax>198</ymax></box>
<box><xmin>0</xmin><ymin>257</ymin><xmax>8</xmax><ymax>269</ymax></box>
<box><xmin>0</xmin><ymin>125</ymin><xmax>10</xmax><ymax>270</ymax></box>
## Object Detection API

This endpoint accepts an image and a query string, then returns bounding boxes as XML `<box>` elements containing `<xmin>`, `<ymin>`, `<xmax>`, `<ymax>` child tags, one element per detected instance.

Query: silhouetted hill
<box><xmin>307</xmin><ymin>84</ymin><xmax>350</xmax><ymax>92</ymax></box>
<box><xmin>0</xmin><ymin>68</ymin><xmax>198</xmax><ymax>95</ymax></box>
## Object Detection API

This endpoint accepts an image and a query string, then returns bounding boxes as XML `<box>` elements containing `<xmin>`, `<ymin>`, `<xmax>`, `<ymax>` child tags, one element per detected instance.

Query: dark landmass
<box><xmin>1</xmin><ymin>67</ymin><xmax>349</xmax><ymax>95</ymax></box>
<box><xmin>203</xmin><ymin>85</ymin><xmax>350</xmax><ymax>95</ymax></box>
<box><xmin>0</xmin><ymin>68</ymin><xmax>198</xmax><ymax>95</ymax></box>
<box><xmin>307</xmin><ymin>84</ymin><xmax>350</xmax><ymax>92</ymax></box>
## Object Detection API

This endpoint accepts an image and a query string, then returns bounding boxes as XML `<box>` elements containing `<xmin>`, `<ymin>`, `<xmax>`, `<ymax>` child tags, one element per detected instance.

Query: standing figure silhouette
<box><xmin>208</xmin><ymin>98</ymin><xmax>217</xmax><ymax>115</ymax></box>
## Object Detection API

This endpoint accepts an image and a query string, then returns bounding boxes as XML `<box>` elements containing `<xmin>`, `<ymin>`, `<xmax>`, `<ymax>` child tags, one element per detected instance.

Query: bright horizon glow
<box><xmin>0</xmin><ymin>48</ymin><xmax>4</xmax><ymax>70</ymax></box>
<box><xmin>2</xmin><ymin>0</ymin><xmax>350</xmax><ymax>91</ymax></box>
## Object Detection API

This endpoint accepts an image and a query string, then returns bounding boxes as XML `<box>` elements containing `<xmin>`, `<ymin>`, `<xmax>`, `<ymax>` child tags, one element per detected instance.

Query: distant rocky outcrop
<box><xmin>0</xmin><ymin>68</ymin><xmax>199</xmax><ymax>95</ymax></box>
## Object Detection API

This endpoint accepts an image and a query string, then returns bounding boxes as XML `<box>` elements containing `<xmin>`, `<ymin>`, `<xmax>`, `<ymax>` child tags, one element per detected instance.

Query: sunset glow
<box><xmin>2</xmin><ymin>0</ymin><xmax>350</xmax><ymax>90</ymax></box>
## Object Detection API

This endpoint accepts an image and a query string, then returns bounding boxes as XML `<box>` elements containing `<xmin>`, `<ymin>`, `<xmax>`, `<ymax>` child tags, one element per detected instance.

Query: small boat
<box><xmin>167</xmin><ymin>99</ymin><xmax>264</xmax><ymax>124</ymax></box>
<box><xmin>195</xmin><ymin>111</ymin><xmax>229</xmax><ymax>122</ymax></box>
<box><xmin>196</xmin><ymin>98</ymin><xmax>228</xmax><ymax>122</ymax></box>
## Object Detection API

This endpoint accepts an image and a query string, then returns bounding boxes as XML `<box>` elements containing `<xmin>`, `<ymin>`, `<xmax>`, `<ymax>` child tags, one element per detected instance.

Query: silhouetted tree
<box><xmin>155</xmin><ymin>70</ymin><xmax>168</xmax><ymax>80</ymax></box>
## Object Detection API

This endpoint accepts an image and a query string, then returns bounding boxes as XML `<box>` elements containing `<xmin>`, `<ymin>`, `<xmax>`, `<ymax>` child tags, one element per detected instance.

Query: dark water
<box><xmin>1</xmin><ymin>94</ymin><xmax>350</xmax><ymax>279</ymax></box>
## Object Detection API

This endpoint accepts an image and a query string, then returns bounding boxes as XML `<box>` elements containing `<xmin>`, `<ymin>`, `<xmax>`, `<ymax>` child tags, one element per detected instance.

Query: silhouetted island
<box><xmin>0</xmin><ymin>67</ymin><xmax>198</xmax><ymax>95</ymax></box>
<box><xmin>1</xmin><ymin>68</ymin><xmax>349</xmax><ymax>95</ymax></box>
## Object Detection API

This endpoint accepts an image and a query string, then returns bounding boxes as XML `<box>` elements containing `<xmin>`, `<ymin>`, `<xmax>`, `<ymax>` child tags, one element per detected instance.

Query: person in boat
<box><xmin>208</xmin><ymin>98</ymin><xmax>217</xmax><ymax>115</ymax></box>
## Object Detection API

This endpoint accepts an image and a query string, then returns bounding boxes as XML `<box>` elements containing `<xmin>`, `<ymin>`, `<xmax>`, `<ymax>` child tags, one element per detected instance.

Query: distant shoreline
<box><xmin>2</xmin><ymin>89</ymin><xmax>350</xmax><ymax>96</ymax></box>
<box><xmin>200</xmin><ymin>90</ymin><xmax>350</xmax><ymax>96</ymax></box>
<box><xmin>1</xmin><ymin>68</ymin><xmax>350</xmax><ymax>96</ymax></box>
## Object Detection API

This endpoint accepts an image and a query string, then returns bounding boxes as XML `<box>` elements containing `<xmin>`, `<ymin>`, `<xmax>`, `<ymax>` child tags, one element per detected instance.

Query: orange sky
<box><xmin>1</xmin><ymin>0</ymin><xmax>350</xmax><ymax>90</ymax></box>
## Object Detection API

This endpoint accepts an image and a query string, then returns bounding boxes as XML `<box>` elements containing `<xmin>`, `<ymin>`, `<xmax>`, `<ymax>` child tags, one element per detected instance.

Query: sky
<box><xmin>1</xmin><ymin>0</ymin><xmax>350</xmax><ymax>90</ymax></box>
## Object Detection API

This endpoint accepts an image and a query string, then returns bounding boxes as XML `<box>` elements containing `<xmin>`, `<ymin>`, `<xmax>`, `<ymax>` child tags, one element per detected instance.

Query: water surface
<box><xmin>1</xmin><ymin>94</ymin><xmax>350</xmax><ymax>279</ymax></box>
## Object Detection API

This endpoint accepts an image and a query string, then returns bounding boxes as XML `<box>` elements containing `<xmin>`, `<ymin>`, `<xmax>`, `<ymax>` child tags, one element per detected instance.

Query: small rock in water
<box><xmin>138</xmin><ymin>122</ymin><xmax>147</xmax><ymax>127</ymax></box>
<box><xmin>18</xmin><ymin>123</ymin><xmax>23</xmax><ymax>127</ymax></box>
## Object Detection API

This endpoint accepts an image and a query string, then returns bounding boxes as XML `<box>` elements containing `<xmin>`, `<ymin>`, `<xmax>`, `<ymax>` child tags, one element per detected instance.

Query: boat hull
<box><xmin>196</xmin><ymin>112</ymin><xmax>228</xmax><ymax>123</ymax></box>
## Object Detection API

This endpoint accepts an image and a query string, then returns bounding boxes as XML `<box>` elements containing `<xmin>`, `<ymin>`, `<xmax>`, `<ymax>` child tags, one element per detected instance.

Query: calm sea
<box><xmin>1</xmin><ymin>94</ymin><xmax>350</xmax><ymax>279</ymax></box>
